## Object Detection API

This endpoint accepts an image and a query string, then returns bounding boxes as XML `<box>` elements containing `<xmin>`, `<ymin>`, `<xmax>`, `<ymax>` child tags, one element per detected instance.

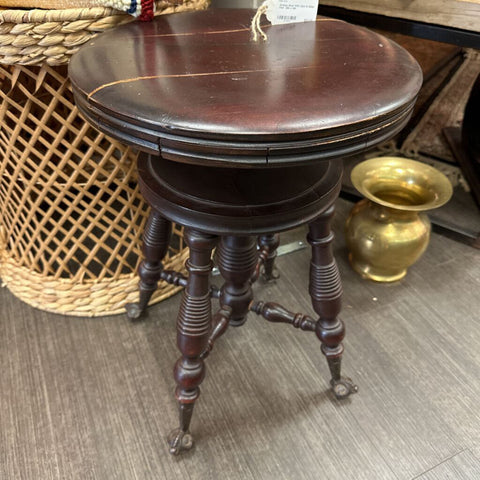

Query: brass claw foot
<box><xmin>125</xmin><ymin>302</ymin><xmax>143</xmax><ymax>321</ymax></box>
<box><xmin>331</xmin><ymin>377</ymin><xmax>358</xmax><ymax>399</ymax></box>
<box><xmin>167</xmin><ymin>428</ymin><xmax>194</xmax><ymax>455</ymax></box>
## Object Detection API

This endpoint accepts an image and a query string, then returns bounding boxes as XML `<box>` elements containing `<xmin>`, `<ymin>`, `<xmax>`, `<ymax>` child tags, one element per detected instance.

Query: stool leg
<box><xmin>308</xmin><ymin>206</ymin><xmax>358</xmax><ymax>399</ymax></box>
<box><xmin>168</xmin><ymin>229</ymin><xmax>218</xmax><ymax>455</ymax></box>
<box><xmin>126</xmin><ymin>210</ymin><xmax>172</xmax><ymax>320</ymax></box>
<box><xmin>217</xmin><ymin>236</ymin><xmax>258</xmax><ymax>326</ymax></box>
<box><xmin>258</xmin><ymin>233</ymin><xmax>280</xmax><ymax>282</ymax></box>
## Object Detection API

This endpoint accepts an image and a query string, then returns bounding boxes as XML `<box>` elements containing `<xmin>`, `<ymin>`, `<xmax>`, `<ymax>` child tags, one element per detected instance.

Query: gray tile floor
<box><xmin>1</xmin><ymin>198</ymin><xmax>479</xmax><ymax>479</ymax></box>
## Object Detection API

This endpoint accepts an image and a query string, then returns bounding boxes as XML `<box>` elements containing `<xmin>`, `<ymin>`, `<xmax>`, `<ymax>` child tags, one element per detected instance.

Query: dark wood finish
<box><xmin>160</xmin><ymin>269</ymin><xmax>188</xmax><ymax>288</ymax></box>
<box><xmin>250</xmin><ymin>301</ymin><xmax>317</xmax><ymax>332</ymax></box>
<box><xmin>69</xmin><ymin>8</ymin><xmax>422</xmax><ymax>455</ymax></box>
<box><xmin>308</xmin><ymin>206</ymin><xmax>358</xmax><ymax>399</ymax></box>
<box><xmin>136</xmin><ymin>153</ymin><xmax>354</xmax><ymax>449</ymax></box>
<box><xmin>159</xmin><ymin>269</ymin><xmax>223</xmax><ymax>298</ymax></box>
<box><xmin>137</xmin><ymin>153</ymin><xmax>343</xmax><ymax>235</ymax></box>
<box><xmin>169</xmin><ymin>228</ymin><xmax>218</xmax><ymax>455</ymax></box>
<box><xmin>70</xmin><ymin>9</ymin><xmax>421</xmax><ymax>167</ymax></box>
<box><xmin>125</xmin><ymin>210</ymin><xmax>171</xmax><ymax>320</ymax></box>
<box><xmin>257</xmin><ymin>234</ymin><xmax>280</xmax><ymax>282</ymax></box>
<box><xmin>217</xmin><ymin>236</ymin><xmax>258</xmax><ymax>327</ymax></box>
<box><xmin>201</xmin><ymin>306</ymin><xmax>232</xmax><ymax>359</ymax></box>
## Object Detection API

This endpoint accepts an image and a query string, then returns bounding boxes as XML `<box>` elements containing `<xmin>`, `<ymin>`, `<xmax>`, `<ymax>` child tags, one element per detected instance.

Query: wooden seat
<box><xmin>69</xmin><ymin>8</ymin><xmax>423</xmax><ymax>455</ymax></box>
<box><xmin>138</xmin><ymin>154</ymin><xmax>343</xmax><ymax>235</ymax></box>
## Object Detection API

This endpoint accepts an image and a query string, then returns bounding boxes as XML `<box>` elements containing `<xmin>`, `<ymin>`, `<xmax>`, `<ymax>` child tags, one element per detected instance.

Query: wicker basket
<box><xmin>0</xmin><ymin>0</ymin><xmax>210</xmax><ymax>316</ymax></box>
<box><xmin>0</xmin><ymin>0</ymin><xmax>208</xmax><ymax>65</ymax></box>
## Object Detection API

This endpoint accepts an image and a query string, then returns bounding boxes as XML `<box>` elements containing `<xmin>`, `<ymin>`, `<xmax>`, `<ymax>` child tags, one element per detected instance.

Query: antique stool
<box><xmin>69</xmin><ymin>8</ymin><xmax>422</xmax><ymax>454</ymax></box>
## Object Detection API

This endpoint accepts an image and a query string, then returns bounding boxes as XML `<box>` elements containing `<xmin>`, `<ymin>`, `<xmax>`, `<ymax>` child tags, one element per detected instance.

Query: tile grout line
<box><xmin>410</xmin><ymin>448</ymin><xmax>468</xmax><ymax>480</ymax></box>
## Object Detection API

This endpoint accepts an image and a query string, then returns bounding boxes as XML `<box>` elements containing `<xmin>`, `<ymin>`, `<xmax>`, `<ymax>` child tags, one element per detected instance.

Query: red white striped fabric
<box><xmin>0</xmin><ymin>0</ymin><xmax>156</xmax><ymax>19</ymax></box>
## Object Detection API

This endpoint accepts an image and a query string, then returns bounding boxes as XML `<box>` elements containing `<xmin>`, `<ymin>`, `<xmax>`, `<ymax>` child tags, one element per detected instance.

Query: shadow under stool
<box><xmin>69</xmin><ymin>8</ymin><xmax>423</xmax><ymax>455</ymax></box>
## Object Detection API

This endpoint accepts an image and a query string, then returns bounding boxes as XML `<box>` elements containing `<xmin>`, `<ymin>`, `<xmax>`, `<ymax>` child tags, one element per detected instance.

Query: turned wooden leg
<box><xmin>217</xmin><ymin>236</ymin><xmax>259</xmax><ymax>327</ymax></box>
<box><xmin>258</xmin><ymin>233</ymin><xmax>280</xmax><ymax>282</ymax></box>
<box><xmin>126</xmin><ymin>210</ymin><xmax>172</xmax><ymax>320</ymax></box>
<box><xmin>168</xmin><ymin>229</ymin><xmax>218</xmax><ymax>455</ymax></box>
<box><xmin>308</xmin><ymin>205</ymin><xmax>358</xmax><ymax>399</ymax></box>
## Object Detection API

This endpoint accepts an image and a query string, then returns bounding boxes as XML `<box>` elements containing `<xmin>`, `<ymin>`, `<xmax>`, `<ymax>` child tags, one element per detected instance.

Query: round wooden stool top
<box><xmin>69</xmin><ymin>8</ymin><xmax>423</xmax><ymax>168</ymax></box>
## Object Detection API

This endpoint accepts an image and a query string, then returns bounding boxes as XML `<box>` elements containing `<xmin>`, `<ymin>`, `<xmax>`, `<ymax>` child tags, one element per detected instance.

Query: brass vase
<box><xmin>345</xmin><ymin>157</ymin><xmax>453</xmax><ymax>282</ymax></box>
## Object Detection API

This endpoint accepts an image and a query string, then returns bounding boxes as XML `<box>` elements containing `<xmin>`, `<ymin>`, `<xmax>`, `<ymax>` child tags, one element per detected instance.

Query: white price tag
<box><xmin>266</xmin><ymin>0</ymin><xmax>318</xmax><ymax>25</ymax></box>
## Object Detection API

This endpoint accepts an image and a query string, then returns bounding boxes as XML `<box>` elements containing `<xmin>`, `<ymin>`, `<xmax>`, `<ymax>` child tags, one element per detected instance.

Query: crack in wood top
<box><xmin>133</xmin><ymin>17</ymin><xmax>341</xmax><ymax>38</ymax></box>
<box><xmin>87</xmin><ymin>65</ymin><xmax>318</xmax><ymax>100</ymax></box>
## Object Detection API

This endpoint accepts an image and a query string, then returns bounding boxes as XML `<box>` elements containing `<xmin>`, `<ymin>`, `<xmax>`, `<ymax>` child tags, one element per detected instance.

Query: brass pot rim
<box><xmin>351</xmin><ymin>156</ymin><xmax>453</xmax><ymax>212</ymax></box>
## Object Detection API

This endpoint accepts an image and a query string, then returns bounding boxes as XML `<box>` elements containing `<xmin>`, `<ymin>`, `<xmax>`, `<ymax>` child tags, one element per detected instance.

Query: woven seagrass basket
<box><xmin>0</xmin><ymin>0</ymin><xmax>210</xmax><ymax>316</ymax></box>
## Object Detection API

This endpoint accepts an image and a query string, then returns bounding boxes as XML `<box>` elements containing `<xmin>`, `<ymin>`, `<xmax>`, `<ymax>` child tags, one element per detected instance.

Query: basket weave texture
<box><xmin>0</xmin><ymin>0</ymin><xmax>210</xmax><ymax>316</ymax></box>
<box><xmin>0</xmin><ymin>0</ymin><xmax>207</xmax><ymax>65</ymax></box>
<box><xmin>0</xmin><ymin>1</ymin><xmax>157</xmax><ymax>8</ymax></box>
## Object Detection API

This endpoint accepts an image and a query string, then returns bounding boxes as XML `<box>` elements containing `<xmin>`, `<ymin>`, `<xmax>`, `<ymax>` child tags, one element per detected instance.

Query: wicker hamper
<box><xmin>0</xmin><ymin>0</ymin><xmax>209</xmax><ymax>316</ymax></box>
